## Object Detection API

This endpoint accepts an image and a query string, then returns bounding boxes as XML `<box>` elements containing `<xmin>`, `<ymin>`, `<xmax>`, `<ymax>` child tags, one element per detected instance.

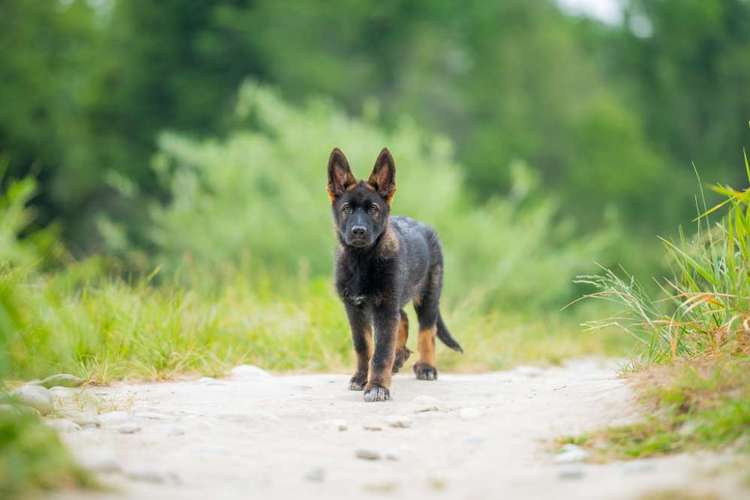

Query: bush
<box><xmin>146</xmin><ymin>82</ymin><xmax>614</xmax><ymax>311</ymax></box>
<box><xmin>579</xmin><ymin>156</ymin><xmax>750</xmax><ymax>361</ymax></box>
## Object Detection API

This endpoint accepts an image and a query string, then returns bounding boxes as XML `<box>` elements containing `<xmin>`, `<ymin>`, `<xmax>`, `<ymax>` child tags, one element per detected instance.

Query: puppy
<box><xmin>327</xmin><ymin>147</ymin><xmax>463</xmax><ymax>402</ymax></box>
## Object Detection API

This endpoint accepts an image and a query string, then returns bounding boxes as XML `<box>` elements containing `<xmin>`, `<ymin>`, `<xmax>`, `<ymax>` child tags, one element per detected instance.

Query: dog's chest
<box><xmin>337</xmin><ymin>259</ymin><xmax>391</xmax><ymax>307</ymax></box>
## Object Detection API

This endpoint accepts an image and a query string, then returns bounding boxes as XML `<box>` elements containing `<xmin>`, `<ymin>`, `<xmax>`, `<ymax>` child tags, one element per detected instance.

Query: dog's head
<box><xmin>327</xmin><ymin>147</ymin><xmax>396</xmax><ymax>249</ymax></box>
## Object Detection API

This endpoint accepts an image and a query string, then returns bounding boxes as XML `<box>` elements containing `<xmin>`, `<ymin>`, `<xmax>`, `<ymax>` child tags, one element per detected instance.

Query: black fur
<box><xmin>327</xmin><ymin>147</ymin><xmax>462</xmax><ymax>402</ymax></box>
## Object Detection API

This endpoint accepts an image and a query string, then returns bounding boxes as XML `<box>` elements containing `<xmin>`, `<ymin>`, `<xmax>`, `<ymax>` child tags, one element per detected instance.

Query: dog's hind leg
<box><xmin>413</xmin><ymin>261</ymin><xmax>442</xmax><ymax>381</ymax></box>
<box><xmin>392</xmin><ymin>310</ymin><xmax>412</xmax><ymax>373</ymax></box>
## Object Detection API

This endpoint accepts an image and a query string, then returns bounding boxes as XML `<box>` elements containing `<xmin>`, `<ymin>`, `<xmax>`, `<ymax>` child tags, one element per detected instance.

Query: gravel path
<box><xmin>48</xmin><ymin>360</ymin><xmax>742</xmax><ymax>500</ymax></box>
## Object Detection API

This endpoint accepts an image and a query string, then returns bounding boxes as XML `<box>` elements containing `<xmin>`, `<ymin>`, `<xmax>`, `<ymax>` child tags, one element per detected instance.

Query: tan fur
<box><xmin>417</xmin><ymin>325</ymin><xmax>437</xmax><ymax>366</ymax></box>
<box><xmin>378</xmin><ymin>224</ymin><xmax>400</xmax><ymax>257</ymax></box>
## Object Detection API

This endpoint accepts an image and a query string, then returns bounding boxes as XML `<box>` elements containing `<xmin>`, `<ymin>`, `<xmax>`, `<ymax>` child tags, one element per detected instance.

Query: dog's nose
<box><xmin>351</xmin><ymin>225</ymin><xmax>367</xmax><ymax>237</ymax></box>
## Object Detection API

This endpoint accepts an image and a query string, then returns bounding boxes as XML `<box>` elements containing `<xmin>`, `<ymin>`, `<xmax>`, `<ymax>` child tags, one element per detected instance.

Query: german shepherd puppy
<box><xmin>327</xmin><ymin>147</ymin><xmax>463</xmax><ymax>402</ymax></box>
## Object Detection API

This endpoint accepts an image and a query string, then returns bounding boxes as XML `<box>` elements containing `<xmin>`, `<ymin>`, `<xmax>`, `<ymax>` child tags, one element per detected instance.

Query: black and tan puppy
<box><xmin>327</xmin><ymin>147</ymin><xmax>463</xmax><ymax>402</ymax></box>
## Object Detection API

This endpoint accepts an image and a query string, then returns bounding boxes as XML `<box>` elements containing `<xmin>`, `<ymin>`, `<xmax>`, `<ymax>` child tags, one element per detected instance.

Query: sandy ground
<box><xmin>48</xmin><ymin>359</ymin><xmax>746</xmax><ymax>500</ymax></box>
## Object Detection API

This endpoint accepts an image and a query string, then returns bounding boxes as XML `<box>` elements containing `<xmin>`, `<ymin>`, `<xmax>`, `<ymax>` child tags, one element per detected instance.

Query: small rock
<box><xmin>554</xmin><ymin>444</ymin><xmax>590</xmax><ymax>464</ymax></box>
<box><xmin>13</xmin><ymin>385</ymin><xmax>54</xmax><ymax>415</ymax></box>
<box><xmin>230</xmin><ymin>364</ymin><xmax>271</xmax><ymax>378</ymax></box>
<box><xmin>383</xmin><ymin>415</ymin><xmax>411</xmax><ymax>429</ymax></box>
<box><xmin>412</xmin><ymin>395</ymin><xmax>442</xmax><ymax>413</ymax></box>
<box><xmin>622</xmin><ymin>460</ymin><xmax>656</xmax><ymax>475</ymax></box>
<box><xmin>355</xmin><ymin>448</ymin><xmax>382</xmax><ymax>461</ymax></box>
<box><xmin>46</xmin><ymin>419</ymin><xmax>81</xmax><ymax>433</ymax></box>
<box><xmin>39</xmin><ymin>374</ymin><xmax>85</xmax><ymax>389</ymax></box>
<box><xmin>305</xmin><ymin>467</ymin><xmax>325</xmax><ymax>482</ymax></box>
<box><xmin>317</xmin><ymin>419</ymin><xmax>348</xmax><ymax>431</ymax></box>
<box><xmin>116</xmin><ymin>423</ymin><xmax>141</xmax><ymax>434</ymax></box>
<box><xmin>97</xmin><ymin>411</ymin><xmax>130</xmax><ymax>426</ymax></box>
<box><xmin>126</xmin><ymin>468</ymin><xmax>165</xmax><ymax>483</ymax></box>
<box><xmin>459</xmin><ymin>408</ymin><xmax>482</xmax><ymax>420</ymax></box>
<box><xmin>557</xmin><ymin>465</ymin><xmax>585</xmax><ymax>480</ymax></box>
<box><xmin>71</xmin><ymin>413</ymin><xmax>100</xmax><ymax>429</ymax></box>
<box><xmin>49</xmin><ymin>386</ymin><xmax>78</xmax><ymax>401</ymax></box>
<box><xmin>385</xmin><ymin>451</ymin><xmax>399</xmax><ymax>461</ymax></box>
<box><xmin>363</xmin><ymin>420</ymin><xmax>383</xmax><ymax>431</ymax></box>
<box><xmin>77</xmin><ymin>451</ymin><xmax>121</xmax><ymax>474</ymax></box>
<box><xmin>134</xmin><ymin>411</ymin><xmax>167</xmax><ymax>420</ymax></box>
<box><xmin>384</xmin><ymin>415</ymin><xmax>412</xmax><ymax>428</ymax></box>
<box><xmin>515</xmin><ymin>366</ymin><xmax>544</xmax><ymax>378</ymax></box>
<box><xmin>166</xmin><ymin>425</ymin><xmax>186</xmax><ymax>437</ymax></box>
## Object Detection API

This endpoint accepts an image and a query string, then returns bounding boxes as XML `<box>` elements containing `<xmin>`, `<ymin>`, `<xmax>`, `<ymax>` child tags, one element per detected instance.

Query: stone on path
<box><xmin>46</xmin><ymin>418</ymin><xmax>81</xmax><ymax>433</ymax></box>
<box><xmin>13</xmin><ymin>385</ymin><xmax>53</xmax><ymax>415</ymax></box>
<box><xmin>230</xmin><ymin>364</ymin><xmax>272</xmax><ymax>379</ymax></box>
<box><xmin>355</xmin><ymin>448</ymin><xmax>382</xmax><ymax>460</ymax></box>
<box><xmin>117</xmin><ymin>423</ymin><xmax>142</xmax><ymax>434</ymax></box>
<box><xmin>384</xmin><ymin>415</ymin><xmax>412</xmax><ymax>428</ymax></box>
<box><xmin>554</xmin><ymin>444</ymin><xmax>590</xmax><ymax>464</ymax></box>
<box><xmin>39</xmin><ymin>373</ymin><xmax>85</xmax><ymax>389</ymax></box>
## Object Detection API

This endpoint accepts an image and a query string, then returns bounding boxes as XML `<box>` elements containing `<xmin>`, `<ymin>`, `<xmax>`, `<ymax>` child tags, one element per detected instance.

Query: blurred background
<box><xmin>1</xmin><ymin>0</ymin><xmax>750</xmax><ymax>374</ymax></box>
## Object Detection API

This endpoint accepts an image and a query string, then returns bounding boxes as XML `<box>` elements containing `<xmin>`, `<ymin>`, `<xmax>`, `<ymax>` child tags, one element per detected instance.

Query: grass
<box><xmin>0</xmin><ymin>408</ymin><xmax>93</xmax><ymax>499</ymax></box>
<box><xmin>559</xmin><ymin>357</ymin><xmax>750</xmax><ymax>461</ymax></box>
<box><xmin>1</xmin><ymin>261</ymin><xmax>630</xmax><ymax>384</ymax></box>
<box><xmin>567</xmin><ymin>156</ymin><xmax>750</xmax><ymax>462</ymax></box>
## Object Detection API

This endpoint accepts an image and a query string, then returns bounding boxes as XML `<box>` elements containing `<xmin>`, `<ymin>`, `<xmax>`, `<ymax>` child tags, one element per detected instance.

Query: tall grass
<box><xmin>577</xmin><ymin>155</ymin><xmax>750</xmax><ymax>362</ymax></box>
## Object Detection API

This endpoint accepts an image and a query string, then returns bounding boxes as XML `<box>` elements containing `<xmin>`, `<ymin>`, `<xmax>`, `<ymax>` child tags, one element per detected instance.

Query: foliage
<box><xmin>578</xmin><ymin>155</ymin><xmax>750</xmax><ymax>362</ymax></box>
<box><xmin>3</xmin><ymin>1</ymin><xmax>749</xmax><ymax>254</ymax></box>
<box><xmin>147</xmin><ymin>82</ymin><xmax>613</xmax><ymax>311</ymax></box>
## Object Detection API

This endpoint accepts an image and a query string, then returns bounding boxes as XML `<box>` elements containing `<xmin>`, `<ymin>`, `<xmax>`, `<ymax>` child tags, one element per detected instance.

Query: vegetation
<box><xmin>569</xmin><ymin>156</ymin><xmax>750</xmax><ymax>459</ymax></box>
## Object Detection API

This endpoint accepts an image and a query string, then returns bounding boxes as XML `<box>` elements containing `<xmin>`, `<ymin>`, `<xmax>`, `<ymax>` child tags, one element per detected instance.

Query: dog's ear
<box><xmin>368</xmin><ymin>148</ymin><xmax>396</xmax><ymax>203</ymax></box>
<box><xmin>327</xmin><ymin>148</ymin><xmax>356</xmax><ymax>201</ymax></box>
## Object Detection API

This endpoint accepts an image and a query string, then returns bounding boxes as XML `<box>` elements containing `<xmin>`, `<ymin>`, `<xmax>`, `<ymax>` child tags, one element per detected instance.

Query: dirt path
<box><xmin>49</xmin><ymin>360</ymin><xmax>740</xmax><ymax>500</ymax></box>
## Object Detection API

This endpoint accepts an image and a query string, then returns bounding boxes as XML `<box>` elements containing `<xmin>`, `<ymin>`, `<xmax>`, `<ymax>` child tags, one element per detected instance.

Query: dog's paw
<box><xmin>392</xmin><ymin>347</ymin><xmax>412</xmax><ymax>373</ymax></box>
<box><xmin>349</xmin><ymin>372</ymin><xmax>367</xmax><ymax>391</ymax></box>
<box><xmin>363</xmin><ymin>384</ymin><xmax>391</xmax><ymax>402</ymax></box>
<box><xmin>413</xmin><ymin>362</ymin><xmax>438</xmax><ymax>381</ymax></box>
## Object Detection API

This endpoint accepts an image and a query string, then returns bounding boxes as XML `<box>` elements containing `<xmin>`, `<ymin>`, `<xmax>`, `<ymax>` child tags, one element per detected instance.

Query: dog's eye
<box><xmin>368</xmin><ymin>204</ymin><xmax>380</xmax><ymax>215</ymax></box>
<box><xmin>341</xmin><ymin>204</ymin><xmax>352</xmax><ymax>214</ymax></box>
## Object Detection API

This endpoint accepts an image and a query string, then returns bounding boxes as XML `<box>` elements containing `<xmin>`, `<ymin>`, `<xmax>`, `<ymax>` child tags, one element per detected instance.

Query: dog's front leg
<box><xmin>345</xmin><ymin>304</ymin><xmax>372</xmax><ymax>391</ymax></box>
<box><xmin>364</xmin><ymin>305</ymin><xmax>398</xmax><ymax>402</ymax></box>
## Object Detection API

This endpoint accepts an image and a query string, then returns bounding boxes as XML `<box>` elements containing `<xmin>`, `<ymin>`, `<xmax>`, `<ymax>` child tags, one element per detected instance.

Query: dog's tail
<box><xmin>436</xmin><ymin>312</ymin><xmax>463</xmax><ymax>353</ymax></box>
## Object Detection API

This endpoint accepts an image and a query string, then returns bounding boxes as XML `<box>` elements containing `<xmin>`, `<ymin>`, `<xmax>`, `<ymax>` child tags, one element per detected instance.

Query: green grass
<box><xmin>568</xmin><ymin>156</ymin><xmax>750</xmax><ymax>461</ymax></box>
<box><xmin>0</xmin><ymin>408</ymin><xmax>93</xmax><ymax>499</ymax></box>
<box><xmin>559</xmin><ymin>357</ymin><xmax>750</xmax><ymax>461</ymax></box>
<box><xmin>2</xmin><ymin>261</ymin><xmax>630</xmax><ymax>384</ymax></box>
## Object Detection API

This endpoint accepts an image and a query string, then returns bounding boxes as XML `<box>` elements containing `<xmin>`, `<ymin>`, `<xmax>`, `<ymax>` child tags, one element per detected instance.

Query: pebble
<box><xmin>459</xmin><ymin>408</ymin><xmax>482</xmax><ymax>420</ymax></box>
<box><xmin>230</xmin><ymin>364</ymin><xmax>271</xmax><ymax>378</ymax></box>
<box><xmin>46</xmin><ymin>419</ymin><xmax>81</xmax><ymax>433</ymax></box>
<box><xmin>317</xmin><ymin>419</ymin><xmax>348</xmax><ymax>432</ymax></box>
<box><xmin>554</xmin><ymin>444</ymin><xmax>590</xmax><ymax>464</ymax></box>
<box><xmin>515</xmin><ymin>366</ymin><xmax>544</xmax><ymax>378</ymax></box>
<box><xmin>355</xmin><ymin>448</ymin><xmax>382</xmax><ymax>460</ymax></box>
<box><xmin>71</xmin><ymin>414</ymin><xmax>101</xmax><ymax>429</ymax></box>
<box><xmin>384</xmin><ymin>415</ymin><xmax>412</xmax><ymax>428</ymax></box>
<box><xmin>198</xmin><ymin>377</ymin><xmax>224</xmax><ymax>386</ymax></box>
<box><xmin>622</xmin><ymin>460</ymin><xmax>656</xmax><ymax>474</ymax></box>
<box><xmin>557</xmin><ymin>465</ymin><xmax>585</xmax><ymax>480</ymax></box>
<box><xmin>77</xmin><ymin>451</ymin><xmax>121</xmax><ymax>474</ymax></box>
<box><xmin>39</xmin><ymin>374</ymin><xmax>85</xmax><ymax>388</ymax></box>
<box><xmin>116</xmin><ymin>423</ymin><xmax>142</xmax><ymax>434</ymax></box>
<box><xmin>385</xmin><ymin>451</ymin><xmax>399</xmax><ymax>461</ymax></box>
<box><xmin>363</xmin><ymin>420</ymin><xmax>383</xmax><ymax>431</ymax></box>
<box><xmin>49</xmin><ymin>386</ymin><xmax>78</xmax><ymax>401</ymax></box>
<box><xmin>134</xmin><ymin>411</ymin><xmax>168</xmax><ymax>420</ymax></box>
<box><xmin>166</xmin><ymin>425</ymin><xmax>186</xmax><ymax>437</ymax></box>
<box><xmin>305</xmin><ymin>467</ymin><xmax>325</xmax><ymax>482</ymax></box>
<box><xmin>411</xmin><ymin>395</ymin><xmax>442</xmax><ymax>413</ymax></box>
<box><xmin>97</xmin><ymin>411</ymin><xmax>130</xmax><ymax>426</ymax></box>
<box><xmin>13</xmin><ymin>385</ymin><xmax>54</xmax><ymax>415</ymax></box>
<box><xmin>126</xmin><ymin>468</ymin><xmax>166</xmax><ymax>484</ymax></box>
